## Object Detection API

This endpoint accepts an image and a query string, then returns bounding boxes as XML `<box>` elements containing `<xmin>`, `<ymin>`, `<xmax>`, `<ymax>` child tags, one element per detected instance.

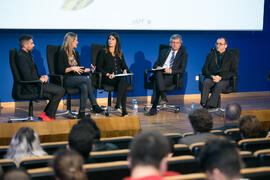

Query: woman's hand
<box><xmin>84</xmin><ymin>68</ymin><xmax>91</xmax><ymax>73</ymax></box>
<box><xmin>123</xmin><ymin>69</ymin><xmax>127</xmax><ymax>74</ymax></box>
<box><xmin>91</xmin><ymin>64</ymin><xmax>96</xmax><ymax>73</ymax></box>
<box><xmin>72</xmin><ymin>66</ymin><xmax>84</xmax><ymax>75</ymax></box>
<box><xmin>107</xmin><ymin>73</ymin><xmax>115</xmax><ymax>79</ymax></box>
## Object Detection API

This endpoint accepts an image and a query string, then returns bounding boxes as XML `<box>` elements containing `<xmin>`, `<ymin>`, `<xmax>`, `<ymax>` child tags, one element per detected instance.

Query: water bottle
<box><xmin>132</xmin><ymin>97</ymin><xmax>138</xmax><ymax>112</ymax></box>
<box><xmin>191</xmin><ymin>102</ymin><xmax>196</xmax><ymax>110</ymax></box>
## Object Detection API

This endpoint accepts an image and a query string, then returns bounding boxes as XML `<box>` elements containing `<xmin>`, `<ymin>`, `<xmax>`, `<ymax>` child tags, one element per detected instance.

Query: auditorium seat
<box><xmin>164</xmin><ymin>133</ymin><xmax>183</xmax><ymax>145</ymax></box>
<box><xmin>189</xmin><ymin>142</ymin><xmax>205</xmax><ymax>157</ymax></box>
<box><xmin>173</xmin><ymin>144</ymin><xmax>192</xmax><ymax>156</ymax></box>
<box><xmin>182</xmin><ymin>130</ymin><xmax>224</xmax><ymax>138</ymax></box>
<box><xmin>0</xmin><ymin>159</ymin><xmax>16</xmax><ymax>173</ymax></box>
<box><xmin>89</xmin><ymin>149</ymin><xmax>129</xmax><ymax>163</ymax></box>
<box><xmin>254</xmin><ymin>149</ymin><xmax>270</xmax><ymax>166</ymax></box>
<box><xmin>100</xmin><ymin>136</ymin><xmax>133</xmax><ymax>149</ymax></box>
<box><xmin>20</xmin><ymin>155</ymin><xmax>54</xmax><ymax>170</ymax></box>
<box><xmin>167</xmin><ymin>155</ymin><xmax>201</xmax><ymax>174</ymax></box>
<box><xmin>241</xmin><ymin>166</ymin><xmax>270</xmax><ymax>180</ymax></box>
<box><xmin>163</xmin><ymin>173</ymin><xmax>207</xmax><ymax>180</ymax></box>
<box><xmin>240</xmin><ymin>151</ymin><xmax>258</xmax><ymax>168</ymax></box>
<box><xmin>0</xmin><ymin>145</ymin><xmax>8</xmax><ymax>159</ymax></box>
<box><xmin>238</xmin><ymin>138</ymin><xmax>270</xmax><ymax>152</ymax></box>
<box><xmin>224</xmin><ymin>128</ymin><xmax>241</xmax><ymax>142</ymax></box>
<box><xmin>41</xmin><ymin>141</ymin><xmax>67</xmax><ymax>155</ymax></box>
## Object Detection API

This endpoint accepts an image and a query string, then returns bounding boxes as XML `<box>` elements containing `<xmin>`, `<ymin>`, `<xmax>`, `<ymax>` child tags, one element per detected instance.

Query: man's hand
<box><xmin>123</xmin><ymin>69</ymin><xmax>127</xmax><ymax>74</ymax></box>
<box><xmin>164</xmin><ymin>68</ymin><xmax>172</xmax><ymax>74</ymax></box>
<box><xmin>40</xmin><ymin>75</ymin><xmax>48</xmax><ymax>83</ymax></box>
<box><xmin>106</xmin><ymin>73</ymin><xmax>115</xmax><ymax>79</ymax></box>
<box><xmin>156</xmin><ymin>66</ymin><xmax>163</xmax><ymax>70</ymax></box>
<box><xmin>212</xmin><ymin>75</ymin><xmax>222</xmax><ymax>83</ymax></box>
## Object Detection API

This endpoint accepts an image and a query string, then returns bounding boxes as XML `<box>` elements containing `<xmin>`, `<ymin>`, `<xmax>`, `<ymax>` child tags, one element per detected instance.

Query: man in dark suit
<box><xmin>16</xmin><ymin>35</ymin><xmax>65</xmax><ymax>121</ymax></box>
<box><xmin>201</xmin><ymin>37</ymin><xmax>238</xmax><ymax>110</ymax></box>
<box><xmin>146</xmin><ymin>34</ymin><xmax>187</xmax><ymax>116</ymax></box>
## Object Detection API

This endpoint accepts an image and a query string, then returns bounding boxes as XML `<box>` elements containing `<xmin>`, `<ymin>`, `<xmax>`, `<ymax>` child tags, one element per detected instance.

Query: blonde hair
<box><xmin>52</xmin><ymin>150</ymin><xmax>87</xmax><ymax>180</ymax></box>
<box><xmin>61</xmin><ymin>32</ymin><xmax>77</xmax><ymax>58</ymax></box>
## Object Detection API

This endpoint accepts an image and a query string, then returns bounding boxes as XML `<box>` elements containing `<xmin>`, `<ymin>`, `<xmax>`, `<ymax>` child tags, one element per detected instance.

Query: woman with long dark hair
<box><xmin>58</xmin><ymin>32</ymin><xmax>103</xmax><ymax>118</ymax></box>
<box><xmin>97</xmin><ymin>32</ymin><xmax>129</xmax><ymax>116</ymax></box>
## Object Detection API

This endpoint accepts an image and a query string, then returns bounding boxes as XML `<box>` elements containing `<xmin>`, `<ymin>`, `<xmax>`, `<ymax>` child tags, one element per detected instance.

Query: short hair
<box><xmin>239</xmin><ymin>114</ymin><xmax>266</xmax><ymax>139</ymax></box>
<box><xmin>3</xmin><ymin>168</ymin><xmax>31</xmax><ymax>180</ymax></box>
<box><xmin>77</xmin><ymin>116</ymin><xmax>101</xmax><ymax>141</ymax></box>
<box><xmin>218</xmin><ymin>37</ymin><xmax>227</xmax><ymax>45</ymax></box>
<box><xmin>170</xmin><ymin>34</ymin><xmax>183</xmax><ymax>43</ymax></box>
<box><xmin>4</xmin><ymin>127</ymin><xmax>47</xmax><ymax>166</ymax></box>
<box><xmin>188</xmin><ymin>109</ymin><xmax>213</xmax><ymax>133</ymax></box>
<box><xmin>19</xmin><ymin>34</ymin><xmax>33</xmax><ymax>48</ymax></box>
<box><xmin>52</xmin><ymin>149</ymin><xmax>87</xmax><ymax>180</ymax></box>
<box><xmin>199</xmin><ymin>137</ymin><xmax>243</xmax><ymax>179</ymax></box>
<box><xmin>68</xmin><ymin>123</ymin><xmax>94</xmax><ymax>160</ymax></box>
<box><xmin>129</xmin><ymin>131</ymin><xmax>169</xmax><ymax>169</ymax></box>
<box><xmin>225</xmin><ymin>103</ymin><xmax>242</xmax><ymax>121</ymax></box>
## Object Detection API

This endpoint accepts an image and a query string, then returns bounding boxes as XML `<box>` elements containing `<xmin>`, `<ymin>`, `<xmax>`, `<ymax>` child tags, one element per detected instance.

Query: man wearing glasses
<box><xmin>145</xmin><ymin>34</ymin><xmax>187</xmax><ymax>116</ymax></box>
<box><xmin>201</xmin><ymin>37</ymin><xmax>237</xmax><ymax>111</ymax></box>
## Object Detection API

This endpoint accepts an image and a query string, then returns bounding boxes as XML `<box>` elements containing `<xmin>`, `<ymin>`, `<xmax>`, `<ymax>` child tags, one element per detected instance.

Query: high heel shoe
<box><xmin>122</xmin><ymin>109</ymin><xmax>128</xmax><ymax>117</ymax></box>
<box><xmin>92</xmin><ymin>105</ymin><xmax>104</xmax><ymax>113</ymax></box>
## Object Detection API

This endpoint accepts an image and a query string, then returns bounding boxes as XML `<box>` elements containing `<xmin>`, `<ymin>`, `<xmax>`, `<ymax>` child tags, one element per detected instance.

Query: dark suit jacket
<box><xmin>16</xmin><ymin>49</ymin><xmax>41</xmax><ymax>94</ymax></box>
<box><xmin>202</xmin><ymin>50</ymin><xmax>237</xmax><ymax>80</ymax></box>
<box><xmin>153</xmin><ymin>46</ymin><xmax>187</xmax><ymax>75</ymax></box>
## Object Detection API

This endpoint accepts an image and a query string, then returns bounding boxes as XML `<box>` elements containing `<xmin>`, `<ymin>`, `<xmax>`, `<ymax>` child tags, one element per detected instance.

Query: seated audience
<box><xmin>4</xmin><ymin>127</ymin><xmax>47</xmax><ymax>166</ymax></box>
<box><xmin>68</xmin><ymin>121</ymin><xmax>95</xmax><ymax>162</ymax></box>
<box><xmin>214</xmin><ymin>102</ymin><xmax>241</xmax><ymax>131</ymax></box>
<box><xmin>178</xmin><ymin>109</ymin><xmax>216</xmax><ymax>146</ymax></box>
<box><xmin>123</xmin><ymin>131</ymin><xmax>170</xmax><ymax>180</ymax></box>
<box><xmin>52</xmin><ymin>149</ymin><xmax>87</xmax><ymax>180</ymax></box>
<box><xmin>77</xmin><ymin>116</ymin><xmax>118</xmax><ymax>151</ymax></box>
<box><xmin>2</xmin><ymin>168</ymin><xmax>31</xmax><ymax>180</ymax></box>
<box><xmin>199</xmin><ymin>137</ymin><xmax>244</xmax><ymax>180</ymax></box>
<box><xmin>239</xmin><ymin>114</ymin><xmax>266</xmax><ymax>139</ymax></box>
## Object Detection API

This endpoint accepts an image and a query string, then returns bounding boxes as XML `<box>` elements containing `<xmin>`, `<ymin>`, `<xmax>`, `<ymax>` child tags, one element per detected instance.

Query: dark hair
<box><xmin>199</xmin><ymin>137</ymin><xmax>243</xmax><ymax>179</ymax></box>
<box><xmin>225</xmin><ymin>103</ymin><xmax>242</xmax><ymax>121</ymax></box>
<box><xmin>105</xmin><ymin>32</ymin><xmax>123</xmax><ymax>59</ymax></box>
<box><xmin>52</xmin><ymin>149</ymin><xmax>87</xmax><ymax>180</ymax></box>
<box><xmin>129</xmin><ymin>131</ymin><xmax>169</xmax><ymax>169</ymax></box>
<box><xmin>239</xmin><ymin>114</ymin><xmax>266</xmax><ymax>139</ymax></box>
<box><xmin>19</xmin><ymin>34</ymin><xmax>33</xmax><ymax>48</ymax></box>
<box><xmin>3</xmin><ymin>168</ymin><xmax>31</xmax><ymax>180</ymax></box>
<box><xmin>77</xmin><ymin>116</ymin><xmax>101</xmax><ymax>141</ymax></box>
<box><xmin>68</xmin><ymin>123</ymin><xmax>94</xmax><ymax>160</ymax></box>
<box><xmin>188</xmin><ymin>109</ymin><xmax>213</xmax><ymax>133</ymax></box>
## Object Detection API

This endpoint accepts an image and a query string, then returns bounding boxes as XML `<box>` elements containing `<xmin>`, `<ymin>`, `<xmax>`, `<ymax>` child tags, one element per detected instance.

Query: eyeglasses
<box><xmin>170</xmin><ymin>41</ymin><xmax>181</xmax><ymax>44</ymax></box>
<box><xmin>216</xmin><ymin>43</ymin><xmax>226</xmax><ymax>46</ymax></box>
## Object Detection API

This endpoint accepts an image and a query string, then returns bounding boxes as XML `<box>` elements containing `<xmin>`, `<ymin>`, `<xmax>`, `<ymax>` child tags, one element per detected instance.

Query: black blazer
<box><xmin>96</xmin><ymin>49</ymin><xmax>128</xmax><ymax>77</ymax></box>
<box><xmin>57</xmin><ymin>49</ymin><xmax>81</xmax><ymax>77</ymax></box>
<box><xmin>16</xmin><ymin>49</ymin><xmax>41</xmax><ymax>94</ymax></box>
<box><xmin>202</xmin><ymin>50</ymin><xmax>237</xmax><ymax>80</ymax></box>
<box><xmin>153</xmin><ymin>46</ymin><xmax>187</xmax><ymax>75</ymax></box>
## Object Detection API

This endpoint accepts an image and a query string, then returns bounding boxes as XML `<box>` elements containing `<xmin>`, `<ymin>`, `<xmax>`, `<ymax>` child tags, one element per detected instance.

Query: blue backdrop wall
<box><xmin>0</xmin><ymin>2</ymin><xmax>269</xmax><ymax>103</ymax></box>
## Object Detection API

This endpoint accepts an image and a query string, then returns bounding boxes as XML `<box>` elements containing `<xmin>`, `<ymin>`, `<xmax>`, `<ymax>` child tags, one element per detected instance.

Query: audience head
<box><xmin>68</xmin><ymin>122</ymin><xmax>94</xmax><ymax>161</ymax></box>
<box><xmin>5</xmin><ymin>127</ymin><xmax>47</xmax><ymax>166</ymax></box>
<box><xmin>3</xmin><ymin>168</ymin><xmax>31</xmax><ymax>180</ymax></box>
<box><xmin>216</xmin><ymin>37</ymin><xmax>228</xmax><ymax>53</ymax></box>
<box><xmin>188</xmin><ymin>109</ymin><xmax>213</xmax><ymax>133</ymax></box>
<box><xmin>239</xmin><ymin>114</ymin><xmax>266</xmax><ymax>139</ymax></box>
<box><xmin>169</xmin><ymin>34</ymin><xmax>182</xmax><ymax>51</ymax></box>
<box><xmin>19</xmin><ymin>34</ymin><xmax>34</xmax><ymax>52</ymax></box>
<box><xmin>62</xmin><ymin>32</ymin><xmax>78</xmax><ymax>56</ymax></box>
<box><xmin>225</xmin><ymin>103</ymin><xmax>242</xmax><ymax>122</ymax></box>
<box><xmin>52</xmin><ymin>149</ymin><xmax>87</xmax><ymax>180</ymax></box>
<box><xmin>128</xmin><ymin>131</ymin><xmax>170</xmax><ymax>174</ymax></box>
<box><xmin>200</xmin><ymin>137</ymin><xmax>243</xmax><ymax>180</ymax></box>
<box><xmin>105</xmin><ymin>32</ymin><xmax>123</xmax><ymax>58</ymax></box>
<box><xmin>77</xmin><ymin>115</ymin><xmax>101</xmax><ymax>142</ymax></box>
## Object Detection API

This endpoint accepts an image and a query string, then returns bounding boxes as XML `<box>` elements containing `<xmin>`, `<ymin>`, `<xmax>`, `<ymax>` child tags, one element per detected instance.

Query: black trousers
<box><xmin>42</xmin><ymin>83</ymin><xmax>65</xmax><ymax>118</ymax></box>
<box><xmin>200</xmin><ymin>78</ymin><xmax>229</xmax><ymax>108</ymax></box>
<box><xmin>152</xmin><ymin>71</ymin><xmax>174</xmax><ymax>108</ymax></box>
<box><xmin>103</xmin><ymin>76</ymin><xmax>128</xmax><ymax>110</ymax></box>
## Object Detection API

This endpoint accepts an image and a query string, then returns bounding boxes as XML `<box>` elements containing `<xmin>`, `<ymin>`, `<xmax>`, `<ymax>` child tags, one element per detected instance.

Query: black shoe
<box><xmin>78</xmin><ymin>112</ymin><xmax>86</xmax><ymax>119</ymax></box>
<box><xmin>160</xmin><ymin>97</ymin><xmax>168</xmax><ymax>105</ymax></box>
<box><xmin>122</xmin><ymin>109</ymin><xmax>128</xmax><ymax>117</ymax></box>
<box><xmin>92</xmin><ymin>105</ymin><xmax>104</xmax><ymax>113</ymax></box>
<box><xmin>145</xmin><ymin>108</ymin><xmax>157</xmax><ymax>116</ymax></box>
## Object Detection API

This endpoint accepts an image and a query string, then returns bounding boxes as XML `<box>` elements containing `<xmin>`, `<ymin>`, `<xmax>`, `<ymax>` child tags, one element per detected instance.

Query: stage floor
<box><xmin>0</xmin><ymin>91</ymin><xmax>270</xmax><ymax>135</ymax></box>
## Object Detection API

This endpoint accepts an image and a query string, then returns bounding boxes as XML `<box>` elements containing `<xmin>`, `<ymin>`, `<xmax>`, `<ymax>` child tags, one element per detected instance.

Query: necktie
<box><xmin>169</xmin><ymin>51</ymin><xmax>175</xmax><ymax>68</ymax></box>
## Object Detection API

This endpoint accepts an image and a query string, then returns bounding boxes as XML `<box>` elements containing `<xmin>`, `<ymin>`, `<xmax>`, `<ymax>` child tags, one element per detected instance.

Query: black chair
<box><xmin>9</xmin><ymin>48</ymin><xmax>45</xmax><ymax>122</ymax></box>
<box><xmin>238</xmin><ymin>138</ymin><xmax>270</xmax><ymax>153</ymax></box>
<box><xmin>254</xmin><ymin>149</ymin><xmax>270</xmax><ymax>166</ymax></box>
<box><xmin>143</xmin><ymin>45</ymin><xmax>187</xmax><ymax>113</ymax></box>
<box><xmin>91</xmin><ymin>44</ymin><xmax>134</xmax><ymax>113</ymax></box>
<box><xmin>167</xmin><ymin>155</ymin><xmax>201</xmax><ymax>174</ymax></box>
<box><xmin>46</xmin><ymin>45</ymin><xmax>82</xmax><ymax>118</ymax></box>
<box><xmin>199</xmin><ymin>48</ymin><xmax>239</xmax><ymax>111</ymax></box>
<box><xmin>224</xmin><ymin>128</ymin><xmax>242</xmax><ymax>142</ymax></box>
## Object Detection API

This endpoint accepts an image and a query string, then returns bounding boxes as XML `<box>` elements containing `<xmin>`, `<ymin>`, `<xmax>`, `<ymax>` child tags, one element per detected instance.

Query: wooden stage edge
<box><xmin>0</xmin><ymin>116</ymin><xmax>141</xmax><ymax>146</ymax></box>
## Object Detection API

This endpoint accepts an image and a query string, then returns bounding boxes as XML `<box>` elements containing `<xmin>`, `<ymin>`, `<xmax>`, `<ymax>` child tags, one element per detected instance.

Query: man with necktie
<box><xmin>145</xmin><ymin>34</ymin><xmax>188</xmax><ymax>116</ymax></box>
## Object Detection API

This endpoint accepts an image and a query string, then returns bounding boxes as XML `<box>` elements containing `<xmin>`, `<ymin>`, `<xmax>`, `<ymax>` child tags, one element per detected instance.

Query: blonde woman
<box><xmin>58</xmin><ymin>32</ymin><xmax>103</xmax><ymax>118</ymax></box>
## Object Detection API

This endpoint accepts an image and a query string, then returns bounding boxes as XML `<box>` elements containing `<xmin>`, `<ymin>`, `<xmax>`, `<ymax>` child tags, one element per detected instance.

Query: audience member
<box><xmin>199</xmin><ymin>137</ymin><xmax>244</xmax><ymax>180</ymax></box>
<box><xmin>178</xmin><ymin>109</ymin><xmax>216</xmax><ymax>146</ymax></box>
<box><xmin>123</xmin><ymin>131</ymin><xmax>170</xmax><ymax>180</ymax></box>
<box><xmin>52</xmin><ymin>149</ymin><xmax>87</xmax><ymax>180</ymax></box>
<box><xmin>239</xmin><ymin>114</ymin><xmax>266</xmax><ymax>139</ymax></box>
<box><xmin>215</xmin><ymin>102</ymin><xmax>241</xmax><ymax>131</ymax></box>
<box><xmin>4</xmin><ymin>127</ymin><xmax>47</xmax><ymax>166</ymax></box>
<box><xmin>2</xmin><ymin>168</ymin><xmax>31</xmax><ymax>180</ymax></box>
<box><xmin>68</xmin><ymin>122</ymin><xmax>95</xmax><ymax>162</ymax></box>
